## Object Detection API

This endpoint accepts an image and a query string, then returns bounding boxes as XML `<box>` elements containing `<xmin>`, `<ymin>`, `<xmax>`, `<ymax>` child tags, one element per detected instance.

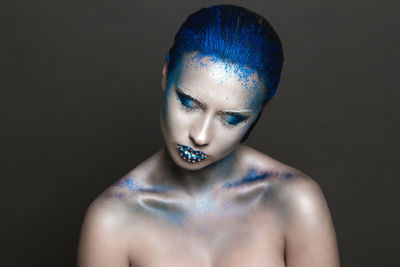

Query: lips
<box><xmin>177</xmin><ymin>144</ymin><xmax>209</xmax><ymax>163</ymax></box>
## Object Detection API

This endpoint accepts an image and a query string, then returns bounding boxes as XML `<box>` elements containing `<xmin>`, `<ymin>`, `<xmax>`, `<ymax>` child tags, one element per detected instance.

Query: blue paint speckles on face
<box><xmin>166</xmin><ymin>5</ymin><xmax>284</xmax><ymax>104</ymax></box>
<box><xmin>189</xmin><ymin>52</ymin><xmax>261</xmax><ymax>90</ymax></box>
<box><xmin>185</xmin><ymin>52</ymin><xmax>265</xmax><ymax>111</ymax></box>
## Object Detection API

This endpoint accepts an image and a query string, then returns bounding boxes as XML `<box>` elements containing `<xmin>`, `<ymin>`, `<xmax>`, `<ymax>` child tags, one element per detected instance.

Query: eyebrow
<box><xmin>176</xmin><ymin>86</ymin><xmax>252</xmax><ymax>115</ymax></box>
<box><xmin>218</xmin><ymin>110</ymin><xmax>252</xmax><ymax>117</ymax></box>
<box><xmin>176</xmin><ymin>86</ymin><xmax>206</xmax><ymax>108</ymax></box>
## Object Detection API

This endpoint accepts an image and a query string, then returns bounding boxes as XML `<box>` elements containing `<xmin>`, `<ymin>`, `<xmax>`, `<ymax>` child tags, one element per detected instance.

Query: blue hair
<box><xmin>166</xmin><ymin>4</ymin><xmax>284</xmax><ymax>105</ymax></box>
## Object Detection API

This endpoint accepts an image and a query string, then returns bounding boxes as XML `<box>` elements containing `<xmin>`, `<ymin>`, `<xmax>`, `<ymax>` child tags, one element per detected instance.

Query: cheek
<box><xmin>164</xmin><ymin>96</ymin><xmax>191</xmax><ymax>137</ymax></box>
<box><xmin>212</xmin><ymin>124</ymin><xmax>248</xmax><ymax>153</ymax></box>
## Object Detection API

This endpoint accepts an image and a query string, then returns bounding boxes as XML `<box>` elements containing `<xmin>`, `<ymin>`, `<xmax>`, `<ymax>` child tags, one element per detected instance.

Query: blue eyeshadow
<box><xmin>225</xmin><ymin>114</ymin><xmax>247</xmax><ymax>125</ymax></box>
<box><xmin>176</xmin><ymin>90</ymin><xmax>197</xmax><ymax>109</ymax></box>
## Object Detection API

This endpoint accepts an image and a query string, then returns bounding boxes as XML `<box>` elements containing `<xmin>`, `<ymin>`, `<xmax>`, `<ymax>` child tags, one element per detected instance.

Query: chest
<box><xmin>127</xmin><ymin>209</ymin><xmax>285</xmax><ymax>267</ymax></box>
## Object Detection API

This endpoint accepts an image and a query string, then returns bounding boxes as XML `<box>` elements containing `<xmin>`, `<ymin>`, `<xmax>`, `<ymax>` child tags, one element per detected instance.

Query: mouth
<box><xmin>176</xmin><ymin>144</ymin><xmax>209</xmax><ymax>163</ymax></box>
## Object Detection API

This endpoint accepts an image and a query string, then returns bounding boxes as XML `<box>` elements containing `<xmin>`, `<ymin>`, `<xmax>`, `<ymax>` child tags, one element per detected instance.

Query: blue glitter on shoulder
<box><xmin>124</xmin><ymin>177</ymin><xmax>139</xmax><ymax>191</ymax></box>
<box><xmin>115</xmin><ymin>176</ymin><xmax>174</xmax><ymax>194</ymax></box>
<box><xmin>283</xmin><ymin>173</ymin><xmax>293</xmax><ymax>179</ymax></box>
<box><xmin>223</xmin><ymin>168</ymin><xmax>273</xmax><ymax>188</ymax></box>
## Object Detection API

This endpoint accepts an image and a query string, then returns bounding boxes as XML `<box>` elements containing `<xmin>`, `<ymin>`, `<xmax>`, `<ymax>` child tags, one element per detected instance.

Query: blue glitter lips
<box><xmin>177</xmin><ymin>144</ymin><xmax>209</xmax><ymax>163</ymax></box>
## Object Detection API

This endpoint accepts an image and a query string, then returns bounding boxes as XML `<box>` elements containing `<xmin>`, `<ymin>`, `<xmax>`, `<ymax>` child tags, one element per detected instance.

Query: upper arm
<box><xmin>77</xmin><ymin>198</ymin><xmax>130</xmax><ymax>267</ymax></box>
<box><xmin>284</xmin><ymin>177</ymin><xmax>340</xmax><ymax>267</ymax></box>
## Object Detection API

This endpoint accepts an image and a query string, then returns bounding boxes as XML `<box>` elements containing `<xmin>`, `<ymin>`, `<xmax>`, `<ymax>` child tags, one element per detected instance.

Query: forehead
<box><xmin>172</xmin><ymin>52</ymin><xmax>265</xmax><ymax>110</ymax></box>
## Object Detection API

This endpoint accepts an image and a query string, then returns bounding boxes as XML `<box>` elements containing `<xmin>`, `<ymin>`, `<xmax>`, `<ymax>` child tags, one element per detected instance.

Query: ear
<box><xmin>161</xmin><ymin>60</ymin><xmax>168</xmax><ymax>91</ymax></box>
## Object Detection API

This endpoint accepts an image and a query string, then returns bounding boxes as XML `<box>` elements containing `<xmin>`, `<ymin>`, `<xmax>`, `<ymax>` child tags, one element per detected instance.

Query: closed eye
<box><xmin>220</xmin><ymin>113</ymin><xmax>248</xmax><ymax>127</ymax></box>
<box><xmin>176</xmin><ymin>90</ymin><xmax>199</xmax><ymax>110</ymax></box>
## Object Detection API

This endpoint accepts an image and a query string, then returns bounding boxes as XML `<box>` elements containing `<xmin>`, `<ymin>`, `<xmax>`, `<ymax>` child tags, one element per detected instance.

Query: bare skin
<box><xmin>77</xmin><ymin>52</ymin><xmax>339</xmax><ymax>266</ymax></box>
<box><xmin>77</xmin><ymin>146</ymin><xmax>340</xmax><ymax>267</ymax></box>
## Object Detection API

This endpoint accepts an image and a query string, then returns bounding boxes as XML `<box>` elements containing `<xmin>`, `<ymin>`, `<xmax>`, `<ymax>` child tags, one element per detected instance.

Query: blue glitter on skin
<box><xmin>124</xmin><ymin>177</ymin><xmax>138</xmax><ymax>190</ymax></box>
<box><xmin>139</xmin><ymin>187</ymin><xmax>172</xmax><ymax>193</ymax></box>
<box><xmin>167</xmin><ymin>51</ymin><xmax>266</xmax><ymax>120</ymax></box>
<box><xmin>185</xmin><ymin>52</ymin><xmax>265</xmax><ymax>112</ymax></box>
<box><xmin>190</xmin><ymin>53</ymin><xmax>260</xmax><ymax>92</ymax></box>
<box><xmin>115</xmin><ymin>177</ymin><xmax>173</xmax><ymax>193</ymax></box>
<box><xmin>113</xmin><ymin>177</ymin><xmax>185</xmax><ymax>225</ymax></box>
<box><xmin>162</xmin><ymin>209</ymin><xmax>186</xmax><ymax>226</ymax></box>
<box><xmin>223</xmin><ymin>168</ymin><xmax>273</xmax><ymax>188</ymax></box>
<box><xmin>165</xmin><ymin>5</ymin><xmax>284</xmax><ymax>105</ymax></box>
<box><xmin>137</xmin><ymin>197</ymin><xmax>187</xmax><ymax>226</ymax></box>
<box><xmin>222</xmin><ymin>169</ymin><xmax>294</xmax><ymax>189</ymax></box>
<box><xmin>283</xmin><ymin>172</ymin><xmax>293</xmax><ymax>179</ymax></box>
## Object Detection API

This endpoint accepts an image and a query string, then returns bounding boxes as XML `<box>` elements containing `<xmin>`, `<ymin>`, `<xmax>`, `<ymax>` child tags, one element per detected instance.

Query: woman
<box><xmin>77</xmin><ymin>5</ymin><xmax>340</xmax><ymax>267</ymax></box>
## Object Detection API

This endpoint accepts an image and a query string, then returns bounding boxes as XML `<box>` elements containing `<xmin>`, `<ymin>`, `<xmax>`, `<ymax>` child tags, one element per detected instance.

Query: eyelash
<box><xmin>176</xmin><ymin>91</ymin><xmax>198</xmax><ymax>111</ymax></box>
<box><xmin>219</xmin><ymin>114</ymin><xmax>247</xmax><ymax>128</ymax></box>
<box><xmin>176</xmin><ymin>90</ymin><xmax>248</xmax><ymax>128</ymax></box>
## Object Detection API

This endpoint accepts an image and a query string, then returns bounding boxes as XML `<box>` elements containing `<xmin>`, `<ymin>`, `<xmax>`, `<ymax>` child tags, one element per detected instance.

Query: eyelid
<box><xmin>175</xmin><ymin>87</ymin><xmax>251</xmax><ymax>124</ymax></box>
<box><xmin>219</xmin><ymin>113</ymin><xmax>249</xmax><ymax>127</ymax></box>
<box><xmin>218</xmin><ymin>111</ymin><xmax>249</xmax><ymax>119</ymax></box>
<box><xmin>176</xmin><ymin>88</ymin><xmax>205</xmax><ymax>109</ymax></box>
<box><xmin>176</xmin><ymin>91</ymin><xmax>200</xmax><ymax>111</ymax></box>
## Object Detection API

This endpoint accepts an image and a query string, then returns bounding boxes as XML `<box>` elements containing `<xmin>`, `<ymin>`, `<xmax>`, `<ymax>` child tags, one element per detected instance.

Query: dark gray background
<box><xmin>1</xmin><ymin>0</ymin><xmax>398</xmax><ymax>266</ymax></box>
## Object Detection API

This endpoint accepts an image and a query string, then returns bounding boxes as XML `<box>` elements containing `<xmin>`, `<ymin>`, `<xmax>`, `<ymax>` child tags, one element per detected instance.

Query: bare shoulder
<box><xmin>276</xmin><ymin>173</ymin><xmax>331</xmax><ymax>227</ymax></box>
<box><xmin>240</xmin><ymin>145</ymin><xmax>322</xmax><ymax>189</ymax></box>
<box><xmin>77</xmin><ymin>151</ymin><xmax>163</xmax><ymax>266</ymax></box>
<box><xmin>240</xmin><ymin>145</ymin><xmax>334</xmax><ymax>229</ymax></box>
<box><xmin>280</xmin><ymin>176</ymin><xmax>340</xmax><ymax>266</ymax></box>
<box><xmin>77</xmin><ymin>193</ymin><xmax>131</xmax><ymax>266</ymax></box>
<box><xmin>82</xmin><ymin>149</ymin><xmax>166</xmax><ymax>224</ymax></box>
<box><xmin>239</xmin><ymin>145</ymin><xmax>311</xmax><ymax>182</ymax></box>
<box><xmin>79</xmin><ymin>194</ymin><xmax>127</xmax><ymax>238</ymax></box>
<box><xmin>240</xmin><ymin>146</ymin><xmax>340</xmax><ymax>266</ymax></box>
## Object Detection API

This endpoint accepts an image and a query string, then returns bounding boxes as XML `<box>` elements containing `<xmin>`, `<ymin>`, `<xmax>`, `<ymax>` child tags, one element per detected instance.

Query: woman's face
<box><xmin>161</xmin><ymin>52</ymin><xmax>265</xmax><ymax>170</ymax></box>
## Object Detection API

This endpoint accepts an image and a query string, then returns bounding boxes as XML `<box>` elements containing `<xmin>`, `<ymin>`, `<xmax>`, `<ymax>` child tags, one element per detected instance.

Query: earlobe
<box><xmin>161</xmin><ymin>61</ymin><xmax>168</xmax><ymax>91</ymax></box>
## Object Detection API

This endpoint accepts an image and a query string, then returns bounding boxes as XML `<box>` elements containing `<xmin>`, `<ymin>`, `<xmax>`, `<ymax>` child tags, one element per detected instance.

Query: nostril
<box><xmin>189</xmin><ymin>135</ymin><xmax>201</xmax><ymax>147</ymax></box>
<box><xmin>189</xmin><ymin>134</ymin><xmax>208</xmax><ymax>148</ymax></box>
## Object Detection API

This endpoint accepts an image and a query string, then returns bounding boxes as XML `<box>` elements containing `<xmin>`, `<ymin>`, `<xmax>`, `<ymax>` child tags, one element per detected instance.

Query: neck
<box><xmin>160</xmin><ymin>146</ymin><xmax>242</xmax><ymax>194</ymax></box>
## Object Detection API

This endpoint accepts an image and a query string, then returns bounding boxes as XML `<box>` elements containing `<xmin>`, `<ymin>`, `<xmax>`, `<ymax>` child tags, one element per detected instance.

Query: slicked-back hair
<box><xmin>166</xmin><ymin>4</ymin><xmax>284</xmax><ymax>105</ymax></box>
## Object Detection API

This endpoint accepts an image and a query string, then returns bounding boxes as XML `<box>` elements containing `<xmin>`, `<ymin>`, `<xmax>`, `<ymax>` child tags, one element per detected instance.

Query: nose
<box><xmin>189</xmin><ymin>113</ymin><xmax>213</xmax><ymax>147</ymax></box>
